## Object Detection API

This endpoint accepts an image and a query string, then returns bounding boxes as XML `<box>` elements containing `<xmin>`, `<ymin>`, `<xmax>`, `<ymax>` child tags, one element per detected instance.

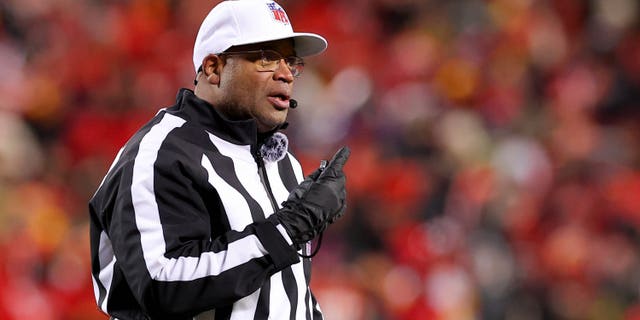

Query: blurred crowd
<box><xmin>1</xmin><ymin>0</ymin><xmax>639</xmax><ymax>319</ymax></box>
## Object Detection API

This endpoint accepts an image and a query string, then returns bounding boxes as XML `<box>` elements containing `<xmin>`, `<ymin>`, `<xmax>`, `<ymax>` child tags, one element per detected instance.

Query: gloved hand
<box><xmin>269</xmin><ymin>146</ymin><xmax>350</xmax><ymax>245</ymax></box>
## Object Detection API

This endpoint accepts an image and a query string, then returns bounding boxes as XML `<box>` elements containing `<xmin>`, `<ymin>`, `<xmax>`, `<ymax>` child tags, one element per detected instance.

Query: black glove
<box><xmin>270</xmin><ymin>146</ymin><xmax>350</xmax><ymax>245</ymax></box>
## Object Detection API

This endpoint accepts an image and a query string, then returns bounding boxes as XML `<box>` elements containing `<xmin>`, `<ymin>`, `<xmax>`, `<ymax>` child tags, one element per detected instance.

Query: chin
<box><xmin>257</xmin><ymin>121</ymin><xmax>278</xmax><ymax>132</ymax></box>
<box><xmin>265</xmin><ymin>113</ymin><xmax>288</xmax><ymax>127</ymax></box>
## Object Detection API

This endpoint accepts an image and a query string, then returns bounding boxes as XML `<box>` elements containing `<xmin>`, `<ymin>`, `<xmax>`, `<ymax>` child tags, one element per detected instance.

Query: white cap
<box><xmin>193</xmin><ymin>0</ymin><xmax>328</xmax><ymax>73</ymax></box>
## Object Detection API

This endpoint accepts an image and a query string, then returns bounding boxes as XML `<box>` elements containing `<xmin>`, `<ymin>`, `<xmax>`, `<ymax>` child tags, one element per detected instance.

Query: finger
<box><xmin>320</xmin><ymin>146</ymin><xmax>350</xmax><ymax>178</ymax></box>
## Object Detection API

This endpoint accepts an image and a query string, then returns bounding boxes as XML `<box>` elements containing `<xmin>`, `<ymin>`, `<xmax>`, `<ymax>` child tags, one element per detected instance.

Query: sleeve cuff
<box><xmin>254</xmin><ymin>220</ymin><xmax>300</xmax><ymax>270</ymax></box>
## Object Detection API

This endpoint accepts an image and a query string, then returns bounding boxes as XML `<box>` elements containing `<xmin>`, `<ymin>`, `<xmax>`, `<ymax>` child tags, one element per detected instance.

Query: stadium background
<box><xmin>1</xmin><ymin>0</ymin><xmax>639</xmax><ymax>319</ymax></box>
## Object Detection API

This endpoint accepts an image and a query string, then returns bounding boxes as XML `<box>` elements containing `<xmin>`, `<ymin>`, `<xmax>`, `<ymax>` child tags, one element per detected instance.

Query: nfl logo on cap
<box><xmin>267</xmin><ymin>2</ymin><xmax>290</xmax><ymax>25</ymax></box>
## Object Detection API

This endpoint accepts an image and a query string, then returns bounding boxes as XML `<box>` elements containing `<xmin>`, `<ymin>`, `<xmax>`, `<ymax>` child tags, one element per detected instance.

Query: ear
<box><xmin>201</xmin><ymin>54</ymin><xmax>224</xmax><ymax>85</ymax></box>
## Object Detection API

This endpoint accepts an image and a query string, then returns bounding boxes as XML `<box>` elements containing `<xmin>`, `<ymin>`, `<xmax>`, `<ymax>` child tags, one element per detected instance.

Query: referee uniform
<box><xmin>89</xmin><ymin>89</ymin><xmax>323</xmax><ymax>320</ymax></box>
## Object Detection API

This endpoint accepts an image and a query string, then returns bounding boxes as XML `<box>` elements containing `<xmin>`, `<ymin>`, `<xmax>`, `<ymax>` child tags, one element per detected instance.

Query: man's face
<box><xmin>217</xmin><ymin>39</ymin><xmax>297</xmax><ymax>133</ymax></box>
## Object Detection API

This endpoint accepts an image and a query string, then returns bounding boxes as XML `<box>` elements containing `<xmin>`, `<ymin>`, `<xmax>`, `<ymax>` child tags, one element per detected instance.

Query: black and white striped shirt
<box><xmin>89</xmin><ymin>89</ymin><xmax>323</xmax><ymax>320</ymax></box>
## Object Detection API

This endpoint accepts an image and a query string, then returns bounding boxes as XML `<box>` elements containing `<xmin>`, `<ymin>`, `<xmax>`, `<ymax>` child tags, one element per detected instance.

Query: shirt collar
<box><xmin>169</xmin><ymin>88</ymin><xmax>287</xmax><ymax>146</ymax></box>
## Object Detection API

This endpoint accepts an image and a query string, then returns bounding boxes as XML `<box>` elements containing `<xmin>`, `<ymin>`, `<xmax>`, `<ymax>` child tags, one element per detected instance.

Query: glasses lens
<box><xmin>259</xmin><ymin>50</ymin><xmax>281</xmax><ymax>70</ymax></box>
<box><xmin>257</xmin><ymin>50</ymin><xmax>304</xmax><ymax>77</ymax></box>
<box><xmin>285</xmin><ymin>56</ymin><xmax>304</xmax><ymax>77</ymax></box>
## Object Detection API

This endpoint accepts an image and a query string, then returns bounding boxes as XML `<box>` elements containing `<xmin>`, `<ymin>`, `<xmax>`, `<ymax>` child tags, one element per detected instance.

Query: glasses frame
<box><xmin>218</xmin><ymin>49</ymin><xmax>305</xmax><ymax>78</ymax></box>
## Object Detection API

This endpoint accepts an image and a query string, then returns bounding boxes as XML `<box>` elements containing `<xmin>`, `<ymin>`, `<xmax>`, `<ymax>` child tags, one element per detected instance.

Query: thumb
<box><xmin>287</xmin><ymin>166</ymin><xmax>322</xmax><ymax>201</ymax></box>
<box><xmin>306</xmin><ymin>166</ymin><xmax>323</xmax><ymax>181</ymax></box>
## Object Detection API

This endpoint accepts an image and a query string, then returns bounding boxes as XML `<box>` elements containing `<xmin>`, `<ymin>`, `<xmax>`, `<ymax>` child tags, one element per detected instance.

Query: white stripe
<box><xmin>307</xmin><ymin>287</ymin><xmax>314</xmax><ymax>319</ymax></box>
<box><xmin>200</xmin><ymin>153</ymin><xmax>254</xmax><ymax>231</ymax></box>
<box><xmin>292</xmin><ymin>263</ymin><xmax>308</xmax><ymax>319</ymax></box>
<box><xmin>131</xmin><ymin>113</ymin><xmax>186</xmax><ymax>278</ymax></box>
<box><xmin>155</xmin><ymin>235</ymin><xmax>268</xmax><ymax>281</ymax></box>
<box><xmin>263</xmin><ymin>159</ymin><xmax>290</xmax><ymax>209</ymax></box>
<box><xmin>206</xmin><ymin>132</ymin><xmax>255</xmax><ymax>163</ymax></box>
<box><xmin>230</xmin><ymin>288</ymin><xmax>260</xmax><ymax>320</ymax></box>
<box><xmin>97</xmin><ymin>231</ymin><xmax>116</xmax><ymax>312</ymax></box>
<box><xmin>269</xmin><ymin>272</ymin><xmax>291</xmax><ymax>319</ymax></box>
<box><xmin>91</xmin><ymin>276</ymin><xmax>101</xmax><ymax>309</ymax></box>
<box><xmin>288</xmin><ymin>153</ymin><xmax>305</xmax><ymax>184</ymax></box>
<box><xmin>277</xmin><ymin>224</ymin><xmax>293</xmax><ymax>246</ymax></box>
<box><xmin>207</xmin><ymin>134</ymin><xmax>294</xmax><ymax>243</ymax></box>
<box><xmin>207</xmin><ymin>133</ymin><xmax>274</xmax><ymax>218</ymax></box>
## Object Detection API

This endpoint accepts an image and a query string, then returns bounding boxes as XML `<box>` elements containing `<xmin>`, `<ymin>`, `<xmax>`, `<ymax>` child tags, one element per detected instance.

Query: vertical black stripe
<box><xmin>203</xmin><ymin>149</ymin><xmax>265</xmax><ymax>222</ymax></box>
<box><xmin>278</xmin><ymin>155</ymin><xmax>300</xmax><ymax>192</ymax></box>
<box><xmin>281</xmin><ymin>267</ymin><xmax>298</xmax><ymax>320</ymax></box>
<box><xmin>303</xmin><ymin>257</ymin><xmax>312</xmax><ymax>286</ymax></box>
<box><xmin>254</xmin><ymin>279</ymin><xmax>270</xmax><ymax>320</ymax></box>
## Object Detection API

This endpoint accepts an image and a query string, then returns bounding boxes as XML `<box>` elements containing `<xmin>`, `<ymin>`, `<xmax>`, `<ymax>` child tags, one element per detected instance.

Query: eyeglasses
<box><xmin>219</xmin><ymin>49</ymin><xmax>305</xmax><ymax>78</ymax></box>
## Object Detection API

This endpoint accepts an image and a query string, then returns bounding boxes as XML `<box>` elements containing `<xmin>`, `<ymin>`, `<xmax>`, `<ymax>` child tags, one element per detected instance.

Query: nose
<box><xmin>273</xmin><ymin>59</ymin><xmax>294</xmax><ymax>83</ymax></box>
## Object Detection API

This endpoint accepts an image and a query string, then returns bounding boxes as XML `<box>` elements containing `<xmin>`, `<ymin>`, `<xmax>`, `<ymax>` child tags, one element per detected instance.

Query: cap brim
<box><xmin>228</xmin><ymin>32</ymin><xmax>327</xmax><ymax>57</ymax></box>
<box><xmin>291</xmin><ymin>33</ymin><xmax>328</xmax><ymax>57</ymax></box>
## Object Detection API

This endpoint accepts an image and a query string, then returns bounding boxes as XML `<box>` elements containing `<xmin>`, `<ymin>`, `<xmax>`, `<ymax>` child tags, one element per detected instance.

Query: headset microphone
<box><xmin>289</xmin><ymin>99</ymin><xmax>298</xmax><ymax>109</ymax></box>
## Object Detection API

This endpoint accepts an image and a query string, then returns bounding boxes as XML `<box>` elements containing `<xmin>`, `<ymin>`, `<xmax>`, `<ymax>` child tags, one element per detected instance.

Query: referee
<box><xmin>88</xmin><ymin>1</ymin><xmax>349</xmax><ymax>319</ymax></box>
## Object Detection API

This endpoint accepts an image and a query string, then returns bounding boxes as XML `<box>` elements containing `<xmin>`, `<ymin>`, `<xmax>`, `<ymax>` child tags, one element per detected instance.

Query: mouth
<box><xmin>267</xmin><ymin>93</ymin><xmax>291</xmax><ymax>110</ymax></box>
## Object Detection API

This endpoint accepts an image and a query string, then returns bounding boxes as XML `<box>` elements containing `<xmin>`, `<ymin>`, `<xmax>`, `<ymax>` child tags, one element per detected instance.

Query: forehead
<box><xmin>228</xmin><ymin>38</ymin><xmax>296</xmax><ymax>55</ymax></box>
